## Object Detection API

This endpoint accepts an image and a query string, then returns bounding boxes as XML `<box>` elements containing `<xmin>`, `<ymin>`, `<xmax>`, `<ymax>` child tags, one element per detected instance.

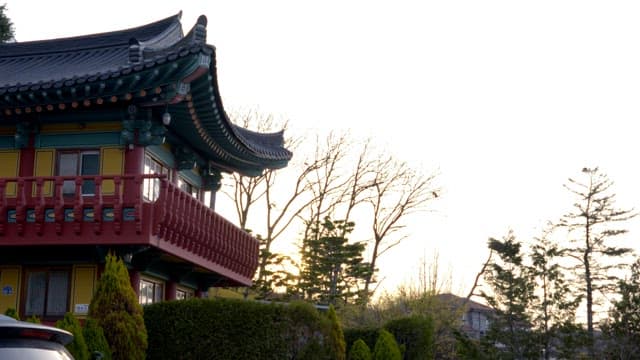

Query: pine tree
<box><xmin>298</xmin><ymin>218</ymin><xmax>372</xmax><ymax>305</ymax></box>
<box><xmin>481</xmin><ymin>231</ymin><xmax>538</xmax><ymax>359</ymax></box>
<box><xmin>529</xmin><ymin>227</ymin><xmax>581</xmax><ymax>359</ymax></box>
<box><xmin>88</xmin><ymin>253</ymin><xmax>147</xmax><ymax>360</ymax></box>
<box><xmin>601</xmin><ymin>257</ymin><xmax>640</xmax><ymax>357</ymax></box>
<box><xmin>0</xmin><ymin>4</ymin><xmax>14</xmax><ymax>42</ymax></box>
<box><xmin>558</xmin><ymin>167</ymin><xmax>636</xmax><ymax>356</ymax></box>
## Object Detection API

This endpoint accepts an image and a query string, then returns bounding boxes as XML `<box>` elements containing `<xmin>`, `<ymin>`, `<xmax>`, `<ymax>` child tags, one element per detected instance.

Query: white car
<box><xmin>0</xmin><ymin>314</ymin><xmax>74</xmax><ymax>359</ymax></box>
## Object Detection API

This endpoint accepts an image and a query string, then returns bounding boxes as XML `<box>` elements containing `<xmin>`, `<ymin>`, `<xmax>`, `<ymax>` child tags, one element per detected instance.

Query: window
<box><xmin>176</xmin><ymin>287</ymin><xmax>194</xmax><ymax>300</ymax></box>
<box><xmin>24</xmin><ymin>269</ymin><xmax>70</xmax><ymax>318</ymax></box>
<box><xmin>139</xmin><ymin>278</ymin><xmax>164</xmax><ymax>305</ymax></box>
<box><xmin>58</xmin><ymin>150</ymin><xmax>100</xmax><ymax>195</ymax></box>
<box><xmin>143</xmin><ymin>154</ymin><xmax>170</xmax><ymax>201</ymax></box>
<box><xmin>178</xmin><ymin>177</ymin><xmax>199</xmax><ymax>199</ymax></box>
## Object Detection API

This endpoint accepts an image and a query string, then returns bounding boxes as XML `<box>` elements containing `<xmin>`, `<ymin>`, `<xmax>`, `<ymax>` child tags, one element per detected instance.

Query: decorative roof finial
<box><xmin>193</xmin><ymin>15</ymin><xmax>208</xmax><ymax>44</ymax></box>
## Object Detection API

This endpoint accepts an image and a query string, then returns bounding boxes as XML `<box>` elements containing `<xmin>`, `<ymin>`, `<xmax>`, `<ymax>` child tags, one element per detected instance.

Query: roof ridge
<box><xmin>0</xmin><ymin>12</ymin><xmax>183</xmax><ymax>58</ymax></box>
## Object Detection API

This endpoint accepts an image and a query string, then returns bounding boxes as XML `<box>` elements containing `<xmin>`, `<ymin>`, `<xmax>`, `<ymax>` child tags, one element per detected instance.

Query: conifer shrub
<box><xmin>83</xmin><ymin>317</ymin><xmax>112</xmax><ymax>360</ymax></box>
<box><xmin>55</xmin><ymin>312</ymin><xmax>89</xmax><ymax>360</ymax></box>
<box><xmin>345</xmin><ymin>327</ymin><xmax>378</xmax><ymax>354</ymax></box>
<box><xmin>373</xmin><ymin>329</ymin><xmax>402</xmax><ymax>360</ymax></box>
<box><xmin>327</xmin><ymin>305</ymin><xmax>346</xmax><ymax>360</ymax></box>
<box><xmin>348</xmin><ymin>339</ymin><xmax>372</xmax><ymax>360</ymax></box>
<box><xmin>3</xmin><ymin>307</ymin><xmax>18</xmax><ymax>320</ymax></box>
<box><xmin>384</xmin><ymin>315</ymin><xmax>434</xmax><ymax>360</ymax></box>
<box><xmin>88</xmin><ymin>253</ymin><xmax>147</xmax><ymax>360</ymax></box>
<box><xmin>144</xmin><ymin>298</ymin><xmax>333</xmax><ymax>360</ymax></box>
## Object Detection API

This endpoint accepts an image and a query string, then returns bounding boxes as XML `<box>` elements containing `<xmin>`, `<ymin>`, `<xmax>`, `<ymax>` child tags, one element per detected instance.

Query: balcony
<box><xmin>0</xmin><ymin>174</ymin><xmax>258</xmax><ymax>285</ymax></box>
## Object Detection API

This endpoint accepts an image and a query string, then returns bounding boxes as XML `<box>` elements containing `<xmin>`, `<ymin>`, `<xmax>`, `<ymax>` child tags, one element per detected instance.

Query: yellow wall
<box><xmin>33</xmin><ymin>149</ymin><xmax>55</xmax><ymax>196</ymax></box>
<box><xmin>71</xmin><ymin>265</ymin><xmax>97</xmax><ymax>317</ymax></box>
<box><xmin>0</xmin><ymin>150</ymin><xmax>19</xmax><ymax>197</ymax></box>
<box><xmin>0</xmin><ymin>266</ymin><xmax>21</xmax><ymax>314</ymax></box>
<box><xmin>100</xmin><ymin>147</ymin><xmax>124</xmax><ymax>194</ymax></box>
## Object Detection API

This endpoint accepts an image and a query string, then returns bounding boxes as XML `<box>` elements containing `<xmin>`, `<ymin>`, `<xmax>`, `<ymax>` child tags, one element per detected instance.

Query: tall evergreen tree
<box><xmin>481</xmin><ymin>231</ymin><xmax>538</xmax><ymax>359</ymax></box>
<box><xmin>558</xmin><ymin>167</ymin><xmax>636</xmax><ymax>356</ymax></box>
<box><xmin>601</xmin><ymin>257</ymin><xmax>640</xmax><ymax>358</ymax></box>
<box><xmin>0</xmin><ymin>4</ymin><xmax>14</xmax><ymax>42</ymax></box>
<box><xmin>529</xmin><ymin>227</ymin><xmax>581</xmax><ymax>359</ymax></box>
<box><xmin>298</xmin><ymin>218</ymin><xmax>371</xmax><ymax>305</ymax></box>
<box><xmin>88</xmin><ymin>253</ymin><xmax>147</xmax><ymax>360</ymax></box>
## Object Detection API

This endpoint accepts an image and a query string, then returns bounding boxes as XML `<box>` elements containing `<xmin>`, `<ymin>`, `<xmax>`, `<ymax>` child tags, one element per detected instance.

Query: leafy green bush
<box><xmin>348</xmin><ymin>339</ymin><xmax>372</xmax><ymax>360</ymax></box>
<box><xmin>3</xmin><ymin>308</ymin><xmax>18</xmax><ymax>320</ymax></box>
<box><xmin>56</xmin><ymin>312</ymin><xmax>89</xmax><ymax>360</ymax></box>
<box><xmin>88</xmin><ymin>253</ymin><xmax>146</xmax><ymax>360</ymax></box>
<box><xmin>83</xmin><ymin>318</ymin><xmax>112</xmax><ymax>360</ymax></box>
<box><xmin>385</xmin><ymin>315</ymin><xmax>434</xmax><ymax>360</ymax></box>
<box><xmin>24</xmin><ymin>315</ymin><xmax>40</xmax><ymax>323</ymax></box>
<box><xmin>144</xmin><ymin>298</ymin><xmax>333</xmax><ymax>360</ymax></box>
<box><xmin>373</xmin><ymin>329</ymin><xmax>402</xmax><ymax>360</ymax></box>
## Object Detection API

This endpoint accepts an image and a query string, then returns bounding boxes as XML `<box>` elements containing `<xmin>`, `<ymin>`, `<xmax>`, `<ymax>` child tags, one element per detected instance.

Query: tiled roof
<box><xmin>0</xmin><ymin>13</ymin><xmax>292</xmax><ymax>174</ymax></box>
<box><xmin>0</xmin><ymin>14</ymin><xmax>183</xmax><ymax>91</ymax></box>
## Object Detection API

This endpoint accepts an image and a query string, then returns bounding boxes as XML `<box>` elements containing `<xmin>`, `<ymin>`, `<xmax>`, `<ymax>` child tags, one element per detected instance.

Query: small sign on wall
<box><xmin>74</xmin><ymin>304</ymin><xmax>89</xmax><ymax>315</ymax></box>
<box><xmin>1</xmin><ymin>285</ymin><xmax>13</xmax><ymax>296</ymax></box>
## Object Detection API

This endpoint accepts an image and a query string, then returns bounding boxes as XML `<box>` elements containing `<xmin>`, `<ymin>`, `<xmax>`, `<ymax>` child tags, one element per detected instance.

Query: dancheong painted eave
<box><xmin>0</xmin><ymin>12</ymin><xmax>292</xmax><ymax>176</ymax></box>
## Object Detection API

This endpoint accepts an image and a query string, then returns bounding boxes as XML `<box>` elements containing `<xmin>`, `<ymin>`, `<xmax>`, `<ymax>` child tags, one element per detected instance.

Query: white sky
<box><xmin>6</xmin><ymin>1</ymin><xmax>640</xmax><ymax>297</ymax></box>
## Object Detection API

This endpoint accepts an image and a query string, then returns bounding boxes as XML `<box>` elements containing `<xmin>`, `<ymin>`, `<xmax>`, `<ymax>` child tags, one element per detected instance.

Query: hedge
<box><xmin>144</xmin><ymin>298</ymin><xmax>338</xmax><ymax>360</ymax></box>
<box><xmin>385</xmin><ymin>316</ymin><xmax>434</xmax><ymax>360</ymax></box>
<box><xmin>345</xmin><ymin>315</ymin><xmax>435</xmax><ymax>360</ymax></box>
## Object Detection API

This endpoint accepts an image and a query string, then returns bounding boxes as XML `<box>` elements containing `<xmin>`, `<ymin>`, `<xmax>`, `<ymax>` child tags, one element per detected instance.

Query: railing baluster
<box><xmin>16</xmin><ymin>179</ymin><xmax>26</xmax><ymax>235</ymax></box>
<box><xmin>93</xmin><ymin>177</ymin><xmax>103</xmax><ymax>234</ymax></box>
<box><xmin>35</xmin><ymin>178</ymin><xmax>44</xmax><ymax>235</ymax></box>
<box><xmin>0</xmin><ymin>179</ymin><xmax>6</xmax><ymax>235</ymax></box>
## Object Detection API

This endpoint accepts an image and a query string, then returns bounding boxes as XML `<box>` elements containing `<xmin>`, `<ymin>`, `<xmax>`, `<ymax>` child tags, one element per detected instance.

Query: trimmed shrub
<box><xmin>3</xmin><ymin>308</ymin><xmax>18</xmax><ymax>320</ymax></box>
<box><xmin>328</xmin><ymin>305</ymin><xmax>346</xmax><ymax>360</ymax></box>
<box><xmin>385</xmin><ymin>315</ymin><xmax>434</xmax><ymax>360</ymax></box>
<box><xmin>56</xmin><ymin>312</ymin><xmax>89</xmax><ymax>360</ymax></box>
<box><xmin>349</xmin><ymin>339</ymin><xmax>372</xmax><ymax>360</ymax></box>
<box><xmin>83</xmin><ymin>318</ymin><xmax>112</xmax><ymax>360</ymax></box>
<box><xmin>144</xmin><ymin>298</ymin><xmax>333</xmax><ymax>360</ymax></box>
<box><xmin>88</xmin><ymin>253</ymin><xmax>146</xmax><ymax>360</ymax></box>
<box><xmin>345</xmin><ymin>327</ymin><xmax>379</xmax><ymax>354</ymax></box>
<box><xmin>373</xmin><ymin>329</ymin><xmax>402</xmax><ymax>360</ymax></box>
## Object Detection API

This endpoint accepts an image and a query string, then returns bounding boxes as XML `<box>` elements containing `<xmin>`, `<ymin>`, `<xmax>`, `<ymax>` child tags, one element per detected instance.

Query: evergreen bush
<box><xmin>348</xmin><ymin>339</ymin><xmax>372</xmax><ymax>360</ymax></box>
<box><xmin>373</xmin><ymin>329</ymin><xmax>402</xmax><ymax>360</ymax></box>
<box><xmin>83</xmin><ymin>317</ymin><xmax>112</xmax><ymax>360</ymax></box>
<box><xmin>55</xmin><ymin>312</ymin><xmax>89</xmax><ymax>360</ymax></box>
<box><xmin>88</xmin><ymin>253</ymin><xmax>147</xmax><ymax>360</ymax></box>
<box><xmin>144</xmin><ymin>298</ymin><xmax>333</xmax><ymax>360</ymax></box>
<box><xmin>345</xmin><ymin>327</ymin><xmax>378</xmax><ymax>354</ymax></box>
<box><xmin>328</xmin><ymin>305</ymin><xmax>346</xmax><ymax>360</ymax></box>
<box><xmin>385</xmin><ymin>315</ymin><xmax>434</xmax><ymax>360</ymax></box>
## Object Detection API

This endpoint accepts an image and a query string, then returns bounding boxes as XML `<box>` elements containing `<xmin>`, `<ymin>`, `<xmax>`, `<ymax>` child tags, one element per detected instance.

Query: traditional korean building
<box><xmin>0</xmin><ymin>12</ymin><xmax>291</xmax><ymax>322</ymax></box>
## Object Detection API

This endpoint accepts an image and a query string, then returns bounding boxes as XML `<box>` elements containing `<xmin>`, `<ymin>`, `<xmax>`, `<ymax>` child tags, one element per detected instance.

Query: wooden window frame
<box><xmin>21</xmin><ymin>267</ymin><xmax>71</xmax><ymax>321</ymax></box>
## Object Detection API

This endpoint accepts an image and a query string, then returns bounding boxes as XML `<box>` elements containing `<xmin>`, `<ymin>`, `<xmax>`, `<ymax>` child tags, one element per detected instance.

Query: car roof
<box><xmin>0</xmin><ymin>315</ymin><xmax>73</xmax><ymax>345</ymax></box>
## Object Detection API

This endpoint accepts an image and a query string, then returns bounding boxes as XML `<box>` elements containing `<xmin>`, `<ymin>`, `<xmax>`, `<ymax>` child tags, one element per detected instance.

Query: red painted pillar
<box><xmin>129</xmin><ymin>269</ymin><xmax>141</xmax><ymax>299</ymax></box>
<box><xmin>195</xmin><ymin>288</ymin><xmax>208</xmax><ymax>299</ymax></box>
<box><xmin>165</xmin><ymin>281</ymin><xmax>177</xmax><ymax>301</ymax></box>
<box><xmin>123</xmin><ymin>146</ymin><xmax>144</xmax><ymax>201</ymax></box>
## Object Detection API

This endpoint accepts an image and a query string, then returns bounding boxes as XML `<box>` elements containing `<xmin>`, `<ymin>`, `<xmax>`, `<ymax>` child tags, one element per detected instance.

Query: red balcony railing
<box><xmin>0</xmin><ymin>174</ymin><xmax>258</xmax><ymax>282</ymax></box>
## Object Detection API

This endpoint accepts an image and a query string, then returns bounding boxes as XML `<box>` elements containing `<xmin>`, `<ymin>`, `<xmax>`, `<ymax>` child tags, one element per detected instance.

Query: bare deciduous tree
<box><xmin>362</xmin><ymin>156</ymin><xmax>440</xmax><ymax>302</ymax></box>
